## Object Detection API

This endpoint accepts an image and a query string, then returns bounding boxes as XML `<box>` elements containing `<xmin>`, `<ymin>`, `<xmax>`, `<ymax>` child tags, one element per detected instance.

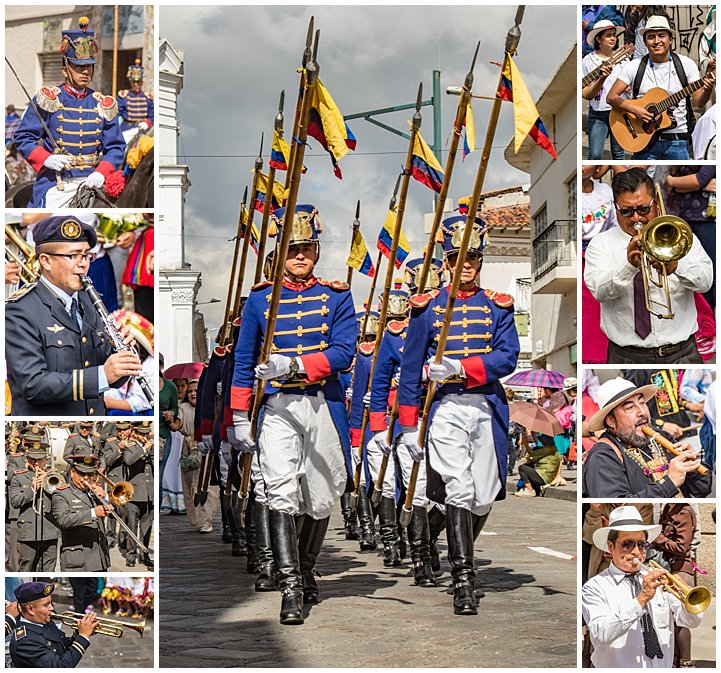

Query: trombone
<box><xmin>633</xmin><ymin>558</ymin><xmax>712</xmax><ymax>614</ymax></box>
<box><xmin>636</xmin><ymin>184</ymin><xmax>693</xmax><ymax>320</ymax></box>
<box><xmin>5</xmin><ymin>223</ymin><xmax>40</xmax><ymax>285</ymax></box>
<box><xmin>31</xmin><ymin>470</ymin><xmax>67</xmax><ymax>515</ymax></box>
<box><xmin>94</xmin><ymin>472</ymin><xmax>135</xmax><ymax>507</ymax></box>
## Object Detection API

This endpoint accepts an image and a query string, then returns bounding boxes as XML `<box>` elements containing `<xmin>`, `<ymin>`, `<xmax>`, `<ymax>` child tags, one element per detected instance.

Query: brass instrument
<box><xmin>94</xmin><ymin>472</ymin><xmax>135</xmax><ymax>507</ymax></box>
<box><xmin>641</xmin><ymin>426</ymin><xmax>709</xmax><ymax>476</ymax></box>
<box><xmin>52</xmin><ymin>610</ymin><xmax>146</xmax><ymax>638</ymax></box>
<box><xmin>5</xmin><ymin>223</ymin><xmax>40</xmax><ymax>284</ymax></box>
<box><xmin>636</xmin><ymin>185</ymin><xmax>693</xmax><ymax>320</ymax></box>
<box><xmin>32</xmin><ymin>469</ymin><xmax>67</xmax><ymax>515</ymax></box>
<box><xmin>633</xmin><ymin>559</ymin><xmax>712</xmax><ymax>614</ymax></box>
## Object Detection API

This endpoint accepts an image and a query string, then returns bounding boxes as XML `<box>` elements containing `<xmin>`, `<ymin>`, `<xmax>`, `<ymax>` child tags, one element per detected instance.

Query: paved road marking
<box><xmin>528</xmin><ymin>546</ymin><xmax>574</xmax><ymax>560</ymax></box>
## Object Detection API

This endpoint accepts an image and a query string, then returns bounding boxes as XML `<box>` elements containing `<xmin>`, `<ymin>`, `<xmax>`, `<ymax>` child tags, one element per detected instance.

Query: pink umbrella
<box><xmin>510</xmin><ymin>401</ymin><xmax>563</xmax><ymax>437</ymax></box>
<box><xmin>164</xmin><ymin>362</ymin><xmax>204</xmax><ymax>380</ymax></box>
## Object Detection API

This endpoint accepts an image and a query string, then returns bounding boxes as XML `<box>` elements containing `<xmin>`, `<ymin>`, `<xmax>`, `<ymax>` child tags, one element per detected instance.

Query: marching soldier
<box><xmin>5</xmin><ymin>429</ymin><xmax>26</xmax><ymax>570</ymax></box>
<box><xmin>9</xmin><ymin>581</ymin><xmax>98</xmax><ymax>668</ymax></box>
<box><xmin>63</xmin><ymin>421</ymin><xmax>104</xmax><ymax>468</ymax></box>
<box><xmin>117</xmin><ymin>59</ymin><xmax>154</xmax><ymax>135</ymax></box>
<box><xmin>8</xmin><ymin>433</ymin><xmax>61</xmax><ymax>572</ymax></box>
<box><xmin>5</xmin><ymin>215</ymin><xmax>143</xmax><ymax>416</ymax></box>
<box><xmin>231</xmin><ymin>204</ymin><xmax>356</xmax><ymax>625</ymax></box>
<box><xmin>122</xmin><ymin>422</ymin><xmax>154</xmax><ymax>569</ymax></box>
<box><xmin>51</xmin><ymin>449</ymin><xmax>111</xmax><ymax>572</ymax></box>
<box><xmin>398</xmin><ymin>215</ymin><xmax>520</xmax><ymax>615</ymax></box>
<box><xmin>13</xmin><ymin>17</ymin><xmax>125</xmax><ymax>208</ymax></box>
<box><xmin>101</xmin><ymin>422</ymin><xmax>128</xmax><ymax>549</ymax></box>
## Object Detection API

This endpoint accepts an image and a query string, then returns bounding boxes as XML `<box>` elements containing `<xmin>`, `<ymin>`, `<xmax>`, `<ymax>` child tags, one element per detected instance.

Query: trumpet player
<box><xmin>7</xmin><ymin>434</ymin><xmax>60</xmax><ymax>571</ymax></box>
<box><xmin>5</xmin><ymin>215</ymin><xmax>143</xmax><ymax>416</ymax></box>
<box><xmin>584</xmin><ymin>168</ymin><xmax>712</xmax><ymax>364</ymax></box>
<box><xmin>9</xmin><ymin>581</ymin><xmax>98</xmax><ymax>668</ymax></box>
<box><xmin>582</xmin><ymin>506</ymin><xmax>704</xmax><ymax>668</ymax></box>
<box><xmin>51</xmin><ymin>449</ymin><xmax>111</xmax><ymax>571</ymax></box>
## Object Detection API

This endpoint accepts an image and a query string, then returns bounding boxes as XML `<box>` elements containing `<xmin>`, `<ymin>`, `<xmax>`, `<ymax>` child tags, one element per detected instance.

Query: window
<box><xmin>532</xmin><ymin>204</ymin><xmax>548</xmax><ymax>238</ymax></box>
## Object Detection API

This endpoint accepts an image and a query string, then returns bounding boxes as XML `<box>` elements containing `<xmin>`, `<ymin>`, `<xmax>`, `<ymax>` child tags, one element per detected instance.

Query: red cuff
<box><xmin>95</xmin><ymin>160</ymin><xmax>116</xmax><ymax>178</ymax></box>
<box><xmin>230</xmin><ymin>386</ymin><xmax>252</xmax><ymax>411</ymax></box>
<box><xmin>300</xmin><ymin>353</ymin><xmax>332</xmax><ymax>382</ymax></box>
<box><xmin>398</xmin><ymin>404</ymin><xmax>419</xmax><ymax>427</ymax></box>
<box><xmin>223</xmin><ymin>407</ymin><xmax>233</xmax><ymax>426</ymax></box>
<box><xmin>369</xmin><ymin>412</ymin><xmax>388</xmax><ymax>433</ymax></box>
<box><xmin>462</xmin><ymin>357</ymin><xmax>487</xmax><ymax>388</ymax></box>
<box><xmin>220</xmin><ymin>425</ymin><xmax>228</xmax><ymax>442</ymax></box>
<box><xmin>27</xmin><ymin>146</ymin><xmax>52</xmax><ymax>172</ymax></box>
<box><xmin>350</xmin><ymin>428</ymin><xmax>361</xmax><ymax>448</ymax></box>
<box><xmin>388</xmin><ymin>388</ymin><xmax>398</xmax><ymax>409</ymax></box>
<box><xmin>199</xmin><ymin>419</ymin><xmax>214</xmax><ymax>435</ymax></box>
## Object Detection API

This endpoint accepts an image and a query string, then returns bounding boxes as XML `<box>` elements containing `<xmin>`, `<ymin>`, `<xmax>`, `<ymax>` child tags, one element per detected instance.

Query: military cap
<box><xmin>440</xmin><ymin>215</ymin><xmax>489</xmax><ymax>255</ymax></box>
<box><xmin>67</xmin><ymin>448</ymin><xmax>100</xmax><ymax>474</ymax></box>
<box><xmin>272</xmin><ymin>204</ymin><xmax>322</xmax><ymax>245</ymax></box>
<box><xmin>24</xmin><ymin>440</ymin><xmax>50</xmax><ymax>458</ymax></box>
<box><xmin>33</xmin><ymin>215</ymin><xmax>97</xmax><ymax>248</ymax></box>
<box><xmin>115</xmin><ymin>421</ymin><xmax>132</xmax><ymax>430</ymax></box>
<box><xmin>15</xmin><ymin>581</ymin><xmax>55</xmax><ymax>604</ymax></box>
<box><xmin>385</xmin><ymin>288</ymin><xmax>410</xmax><ymax>318</ymax></box>
<box><xmin>404</xmin><ymin>257</ymin><xmax>445</xmax><ymax>292</ymax></box>
<box><xmin>356</xmin><ymin>310</ymin><xmax>379</xmax><ymax>337</ymax></box>
<box><xmin>60</xmin><ymin>17</ymin><xmax>97</xmax><ymax>66</ymax></box>
<box><xmin>134</xmin><ymin>421</ymin><xmax>153</xmax><ymax>435</ymax></box>
<box><xmin>127</xmin><ymin>58</ymin><xmax>144</xmax><ymax>81</ymax></box>
<box><xmin>77</xmin><ymin>420</ymin><xmax>93</xmax><ymax>428</ymax></box>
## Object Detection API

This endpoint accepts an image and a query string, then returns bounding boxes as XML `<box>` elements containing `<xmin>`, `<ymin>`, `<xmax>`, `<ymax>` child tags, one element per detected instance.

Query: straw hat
<box><xmin>586</xmin><ymin>377</ymin><xmax>657</xmax><ymax>432</ymax></box>
<box><xmin>592</xmin><ymin>505</ymin><xmax>661</xmax><ymax>550</ymax></box>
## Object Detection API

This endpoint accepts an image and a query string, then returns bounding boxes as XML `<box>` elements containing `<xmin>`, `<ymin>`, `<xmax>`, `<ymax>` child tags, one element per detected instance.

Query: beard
<box><xmin>614</xmin><ymin>427</ymin><xmax>650</xmax><ymax>449</ymax></box>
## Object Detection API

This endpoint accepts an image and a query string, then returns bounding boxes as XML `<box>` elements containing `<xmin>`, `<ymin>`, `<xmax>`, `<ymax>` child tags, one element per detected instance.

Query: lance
<box><xmin>350</xmin><ymin>84</ymin><xmax>424</xmax><ymax>509</ymax></box>
<box><xmin>373</xmin><ymin>42</ymin><xmax>480</xmax><ymax>506</ymax></box>
<box><xmin>345</xmin><ymin>200</ymin><xmax>361</xmax><ymax>287</ymax></box>
<box><xmin>253</xmin><ymin>91</ymin><xmax>285</xmax><ymax>285</ymax></box>
<box><xmin>399</xmin><ymin>6</ymin><xmax>525</xmax><ymax>529</ymax></box>
<box><xmin>237</xmin><ymin>28</ymin><xmax>322</xmax><ymax>514</ymax></box>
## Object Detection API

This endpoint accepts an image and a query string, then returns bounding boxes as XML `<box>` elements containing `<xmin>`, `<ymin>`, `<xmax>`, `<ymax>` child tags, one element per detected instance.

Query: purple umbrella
<box><xmin>504</xmin><ymin>368</ymin><xmax>566</xmax><ymax>389</ymax></box>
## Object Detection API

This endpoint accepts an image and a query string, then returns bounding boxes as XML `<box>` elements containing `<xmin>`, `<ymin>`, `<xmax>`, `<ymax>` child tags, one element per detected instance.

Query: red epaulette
<box><xmin>213</xmin><ymin>346</ymin><xmax>226</xmax><ymax>357</ymax></box>
<box><xmin>386</xmin><ymin>319</ymin><xmax>408</xmax><ymax>336</ymax></box>
<box><xmin>317</xmin><ymin>278</ymin><xmax>350</xmax><ymax>291</ymax></box>
<box><xmin>409</xmin><ymin>289</ymin><xmax>440</xmax><ymax>309</ymax></box>
<box><xmin>40</xmin><ymin>86</ymin><xmax>61</xmax><ymax>99</ymax></box>
<box><xmin>12</xmin><ymin>469</ymin><xmax>28</xmax><ymax>475</ymax></box>
<box><xmin>118</xmin><ymin>89</ymin><xmax>128</xmax><ymax>98</ymax></box>
<box><xmin>484</xmin><ymin>288</ymin><xmax>514</xmax><ymax>309</ymax></box>
<box><xmin>358</xmin><ymin>341</ymin><xmax>375</xmax><ymax>356</ymax></box>
<box><xmin>55</xmin><ymin>484</ymin><xmax>70</xmax><ymax>491</ymax></box>
<box><xmin>251</xmin><ymin>281</ymin><xmax>272</xmax><ymax>292</ymax></box>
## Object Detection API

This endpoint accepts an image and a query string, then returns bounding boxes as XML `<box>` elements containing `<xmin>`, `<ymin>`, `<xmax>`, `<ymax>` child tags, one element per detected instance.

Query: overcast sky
<box><xmin>160</xmin><ymin>4</ymin><xmax>576</xmax><ymax>332</ymax></box>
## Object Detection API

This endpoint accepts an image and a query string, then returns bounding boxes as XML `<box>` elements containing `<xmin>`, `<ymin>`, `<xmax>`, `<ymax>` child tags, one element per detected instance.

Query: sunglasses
<box><xmin>616</xmin><ymin>540</ymin><xmax>651</xmax><ymax>552</ymax></box>
<box><xmin>614</xmin><ymin>197</ymin><xmax>655</xmax><ymax>219</ymax></box>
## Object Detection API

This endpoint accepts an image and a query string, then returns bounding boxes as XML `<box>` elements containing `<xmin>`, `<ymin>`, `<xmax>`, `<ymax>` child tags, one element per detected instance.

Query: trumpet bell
<box><xmin>683</xmin><ymin>585</ymin><xmax>712</xmax><ymax>615</ymax></box>
<box><xmin>641</xmin><ymin>215</ymin><xmax>694</xmax><ymax>263</ymax></box>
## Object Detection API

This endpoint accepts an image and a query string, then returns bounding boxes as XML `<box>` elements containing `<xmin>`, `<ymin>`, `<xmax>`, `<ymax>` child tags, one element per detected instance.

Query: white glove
<box><xmin>427</xmin><ymin>355</ymin><xmax>463</xmax><ymax>381</ymax></box>
<box><xmin>372</xmin><ymin>431</ymin><xmax>392</xmax><ymax>456</ymax></box>
<box><xmin>363</xmin><ymin>391</ymin><xmax>371</xmax><ymax>407</ymax></box>
<box><xmin>216</xmin><ymin>382</ymin><xmax>223</xmax><ymax>395</ymax></box>
<box><xmin>401</xmin><ymin>426</ymin><xmax>424</xmax><ymax>462</ymax></box>
<box><xmin>43</xmin><ymin>154</ymin><xmax>71</xmax><ymax>171</ymax></box>
<box><xmin>351</xmin><ymin>447</ymin><xmax>362</xmax><ymax>467</ymax></box>
<box><xmin>255</xmin><ymin>354</ymin><xmax>292</xmax><ymax>380</ymax></box>
<box><xmin>200</xmin><ymin>434</ymin><xmax>214</xmax><ymax>455</ymax></box>
<box><xmin>83</xmin><ymin>171</ymin><xmax>105</xmax><ymax>189</ymax></box>
<box><xmin>137</xmin><ymin>121</ymin><xmax>149</xmax><ymax>131</ymax></box>
<box><xmin>231</xmin><ymin>417</ymin><xmax>256</xmax><ymax>453</ymax></box>
<box><xmin>345</xmin><ymin>388</ymin><xmax>353</xmax><ymax>401</ymax></box>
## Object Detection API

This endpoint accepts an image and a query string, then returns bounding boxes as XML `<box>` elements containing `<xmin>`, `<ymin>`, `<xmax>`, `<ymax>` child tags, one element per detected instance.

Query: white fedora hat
<box><xmin>592</xmin><ymin>505</ymin><xmax>661</xmax><ymax>550</ymax></box>
<box><xmin>586</xmin><ymin>19</ymin><xmax>625</xmax><ymax>47</ymax></box>
<box><xmin>640</xmin><ymin>15</ymin><xmax>674</xmax><ymax>39</ymax></box>
<box><xmin>586</xmin><ymin>377</ymin><xmax>658</xmax><ymax>433</ymax></box>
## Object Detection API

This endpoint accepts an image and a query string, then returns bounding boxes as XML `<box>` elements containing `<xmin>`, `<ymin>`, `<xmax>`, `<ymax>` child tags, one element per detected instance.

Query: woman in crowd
<box><xmin>515</xmin><ymin>432</ymin><xmax>562</xmax><ymax>498</ymax></box>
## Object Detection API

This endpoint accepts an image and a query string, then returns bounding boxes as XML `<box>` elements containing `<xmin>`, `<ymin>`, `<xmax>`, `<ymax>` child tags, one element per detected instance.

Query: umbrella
<box><xmin>510</xmin><ymin>401</ymin><xmax>563</xmax><ymax>437</ymax></box>
<box><xmin>164</xmin><ymin>362</ymin><xmax>204</xmax><ymax>380</ymax></box>
<box><xmin>504</xmin><ymin>368</ymin><xmax>566</xmax><ymax>389</ymax></box>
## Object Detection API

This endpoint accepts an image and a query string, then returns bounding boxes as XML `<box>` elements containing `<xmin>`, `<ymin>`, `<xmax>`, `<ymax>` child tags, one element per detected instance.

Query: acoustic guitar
<box><xmin>610</xmin><ymin>66</ymin><xmax>715</xmax><ymax>153</ymax></box>
<box><xmin>581</xmin><ymin>44</ymin><xmax>634</xmax><ymax>89</ymax></box>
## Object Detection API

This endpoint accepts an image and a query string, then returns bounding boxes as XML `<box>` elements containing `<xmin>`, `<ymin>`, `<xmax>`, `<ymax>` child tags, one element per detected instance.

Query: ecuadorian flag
<box><xmin>239</xmin><ymin>205</ymin><xmax>262</xmax><ymax>254</ymax></box>
<box><xmin>499</xmin><ymin>54</ymin><xmax>557</xmax><ymax>159</ymax></box>
<box><xmin>377</xmin><ymin>208</ymin><xmax>411</xmax><ymax>269</ymax></box>
<box><xmin>462</xmin><ymin>102</ymin><xmax>475</xmax><ymax>160</ymax></box>
<box><xmin>270</xmin><ymin>129</ymin><xmax>307</xmax><ymax>174</ymax></box>
<box><xmin>254</xmin><ymin>171</ymin><xmax>285</xmax><ymax>214</ymax></box>
<box><xmin>346</xmin><ymin>228</ymin><xmax>375</xmax><ymax>277</ymax></box>
<box><xmin>410</xmin><ymin>124</ymin><xmax>444</xmax><ymax>193</ymax></box>
<box><xmin>308</xmin><ymin>79</ymin><xmax>356</xmax><ymax>179</ymax></box>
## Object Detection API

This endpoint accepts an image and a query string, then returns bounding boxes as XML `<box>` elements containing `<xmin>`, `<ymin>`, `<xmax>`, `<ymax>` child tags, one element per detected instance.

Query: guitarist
<box><xmin>607</xmin><ymin>15</ymin><xmax>715</xmax><ymax>160</ymax></box>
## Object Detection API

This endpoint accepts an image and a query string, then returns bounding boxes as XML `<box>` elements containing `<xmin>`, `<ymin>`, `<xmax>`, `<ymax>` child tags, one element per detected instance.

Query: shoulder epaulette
<box><xmin>68</xmin><ymin>433</ymin><xmax>78</xmax><ymax>437</ymax></box>
<box><xmin>118</xmin><ymin>89</ymin><xmax>128</xmax><ymax>98</ymax></box>
<box><xmin>409</xmin><ymin>289</ymin><xmax>440</xmax><ymax>309</ymax></box>
<box><xmin>55</xmin><ymin>484</ymin><xmax>70</xmax><ymax>491</ymax></box>
<box><xmin>36</xmin><ymin>87</ymin><xmax>62</xmax><ymax>113</ymax></box>
<box><xmin>386</xmin><ymin>319</ymin><xmax>408</xmax><ymax>336</ymax></box>
<box><xmin>250</xmin><ymin>281</ymin><xmax>272</xmax><ymax>292</ymax></box>
<box><xmin>484</xmin><ymin>288</ymin><xmax>514</xmax><ymax>308</ymax></box>
<box><xmin>5</xmin><ymin>282</ymin><xmax>36</xmax><ymax>303</ymax></box>
<box><xmin>92</xmin><ymin>92</ymin><xmax>118</xmax><ymax>121</ymax></box>
<box><xmin>12</xmin><ymin>469</ymin><xmax>28</xmax><ymax>475</ymax></box>
<box><xmin>317</xmin><ymin>278</ymin><xmax>350</xmax><ymax>291</ymax></box>
<box><xmin>13</xmin><ymin>625</ymin><xmax>26</xmax><ymax>640</ymax></box>
<box><xmin>358</xmin><ymin>341</ymin><xmax>375</xmax><ymax>356</ymax></box>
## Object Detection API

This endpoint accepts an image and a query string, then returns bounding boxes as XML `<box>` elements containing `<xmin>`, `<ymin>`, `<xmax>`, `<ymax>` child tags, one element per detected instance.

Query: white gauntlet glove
<box><xmin>363</xmin><ymin>391</ymin><xmax>371</xmax><ymax>407</ymax></box>
<box><xmin>232</xmin><ymin>413</ymin><xmax>256</xmax><ymax>453</ymax></box>
<box><xmin>372</xmin><ymin>431</ymin><xmax>392</xmax><ymax>457</ymax></box>
<box><xmin>43</xmin><ymin>154</ymin><xmax>71</xmax><ymax>171</ymax></box>
<box><xmin>255</xmin><ymin>354</ymin><xmax>292</xmax><ymax>380</ymax></box>
<box><xmin>200</xmin><ymin>434</ymin><xmax>214</xmax><ymax>455</ymax></box>
<box><xmin>400</xmin><ymin>426</ymin><xmax>424</xmax><ymax>462</ymax></box>
<box><xmin>426</xmin><ymin>355</ymin><xmax>463</xmax><ymax>381</ymax></box>
<box><xmin>83</xmin><ymin>171</ymin><xmax>105</xmax><ymax>189</ymax></box>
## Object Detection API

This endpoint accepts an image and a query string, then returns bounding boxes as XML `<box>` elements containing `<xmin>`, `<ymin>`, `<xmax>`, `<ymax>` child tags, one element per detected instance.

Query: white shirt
<box><xmin>612</xmin><ymin>54</ymin><xmax>700</xmax><ymax>134</ymax></box>
<box><xmin>692</xmin><ymin>103</ymin><xmax>716</xmax><ymax>160</ymax></box>
<box><xmin>582</xmin><ymin>53</ymin><xmax>622</xmax><ymax>111</ymax></box>
<box><xmin>582</xmin><ymin>179</ymin><xmax>618</xmax><ymax>241</ymax></box>
<box><xmin>584</xmin><ymin>225</ymin><xmax>713</xmax><ymax>347</ymax></box>
<box><xmin>582</xmin><ymin>562</ymin><xmax>703</xmax><ymax>668</ymax></box>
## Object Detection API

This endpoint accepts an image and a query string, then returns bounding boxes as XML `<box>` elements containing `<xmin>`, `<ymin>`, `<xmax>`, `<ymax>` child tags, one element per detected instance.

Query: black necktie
<box><xmin>70</xmin><ymin>297</ymin><xmax>81</xmax><ymax>328</ymax></box>
<box><xmin>633</xmin><ymin>272</ymin><xmax>652</xmax><ymax>340</ymax></box>
<box><xmin>627</xmin><ymin>573</ymin><xmax>664</xmax><ymax>659</ymax></box>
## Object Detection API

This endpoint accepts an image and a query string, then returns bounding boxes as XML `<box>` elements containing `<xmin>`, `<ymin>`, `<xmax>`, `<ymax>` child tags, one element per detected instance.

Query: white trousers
<box><xmin>427</xmin><ymin>393</ymin><xmax>499</xmax><ymax>516</ymax></box>
<box><xmin>42</xmin><ymin>177</ymin><xmax>85</xmax><ymax>208</ymax></box>
<box><xmin>360</xmin><ymin>435</ymin><xmax>396</xmax><ymax>499</ymax></box>
<box><xmin>221</xmin><ymin>440</ymin><xmax>267</xmax><ymax>504</ymax></box>
<box><xmin>258</xmin><ymin>392</ymin><xmax>346</xmax><ymax>518</ymax></box>
<box><xmin>396</xmin><ymin>437</ymin><xmax>429</xmax><ymax>507</ymax></box>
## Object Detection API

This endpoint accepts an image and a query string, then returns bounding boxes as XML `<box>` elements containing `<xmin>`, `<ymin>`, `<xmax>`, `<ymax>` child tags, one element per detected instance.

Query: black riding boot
<box><xmin>471</xmin><ymin>512</ymin><xmax>490</xmax><ymax>598</ymax></box>
<box><xmin>245</xmin><ymin>497</ymin><xmax>258</xmax><ymax>573</ymax></box>
<box><xmin>446</xmin><ymin>505</ymin><xmax>477</xmax><ymax>615</ymax></box>
<box><xmin>270</xmin><ymin>510</ymin><xmax>304</xmax><ymax>625</ymax></box>
<box><xmin>409</xmin><ymin>507</ymin><xmax>437</xmax><ymax>587</ymax></box>
<box><xmin>356</xmin><ymin>489</ymin><xmax>377</xmax><ymax>551</ymax></box>
<box><xmin>254</xmin><ymin>503</ymin><xmax>277</xmax><ymax>591</ymax></box>
<box><xmin>340</xmin><ymin>492</ymin><xmax>359</xmax><ymax>540</ymax></box>
<box><xmin>378</xmin><ymin>497</ymin><xmax>401</xmax><ymax>567</ymax></box>
<box><xmin>428</xmin><ymin>506</ymin><xmax>446</xmax><ymax>573</ymax></box>
<box><xmin>220</xmin><ymin>493</ymin><xmax>233</xmax><ymax>543</ymax></box>
<box><xmin>298</xmin><ymin>516</ymin><xmax>330</xmax><ymax>604</ymax></box>
<box><xmin>229</xmin><ymin>493</ymin><xmax>247</xmax><ymax>557</ymax></box>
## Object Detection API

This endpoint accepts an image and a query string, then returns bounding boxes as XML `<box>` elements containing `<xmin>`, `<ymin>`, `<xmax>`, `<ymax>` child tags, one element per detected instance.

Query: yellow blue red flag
<box><xmin>377</xmin><ymin>208</ymin><xmax>411</xmax><ymax>269</ymax></box>
<box><xmin>347</xmin><ymin>229</ymin><xmax>375</xmax><ymax>277</ymax></box>
<box><xmin>270</xmin><ymin>129</ymin><xmax>306</xmax><ymax>174</ymax></box>
<box><xmin>410</xmin><ymin>125</ymin><xmax>444</xmax><ymax>192</ymax></box>
<box><xmin>462</xmin><ymin>102</ymin><xmax>475</xmax><ymax>159</ymax></box>
<box><xmin>254</xmin><ymin>171</ymin><xmax>285</xmax><ymax>215</ymax></box>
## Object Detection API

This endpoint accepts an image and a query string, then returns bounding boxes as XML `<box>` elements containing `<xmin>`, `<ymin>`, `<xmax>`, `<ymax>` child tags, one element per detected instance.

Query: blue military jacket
<box><xmin>10</xmin><ymin>619</ymin><xmax>90</xmax><ymax>668</ymax></box>
<box><xmin>13</xmin><ymin>84</ymin><xmax>125</xmax><ymax>206</ymax></box>
<box><xmin>117</xmin><ymin>90</ymin><xmax>154</xmax><ymax>131</ymax></box>
<box><xmin>368</xmin><ymin>320</ymin><xmax>407</xmax><ymax>438</ymax></box>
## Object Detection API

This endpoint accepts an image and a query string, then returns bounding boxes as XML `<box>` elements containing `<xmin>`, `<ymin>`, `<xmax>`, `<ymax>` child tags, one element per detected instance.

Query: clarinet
<box><xmin>80</xmin><ymin>275</ymin><xmax>154</xmax><ymax>405</ymax></box>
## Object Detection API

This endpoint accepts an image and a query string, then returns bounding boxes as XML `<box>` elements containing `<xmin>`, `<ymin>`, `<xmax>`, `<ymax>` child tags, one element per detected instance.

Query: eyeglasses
<box><xmin>616</xmin><ymin>539</ymin><xmax>652</xmax><ymax>552</ymax></box>
<box><xmin>614</xmin><ymin>198</ymin><xmax>655</xmax><ymax>218</ymax></box>
<box><xmin>44</xmin><ymin>252</ymin><xmax>97</xmax><ymax>264</ymax></box>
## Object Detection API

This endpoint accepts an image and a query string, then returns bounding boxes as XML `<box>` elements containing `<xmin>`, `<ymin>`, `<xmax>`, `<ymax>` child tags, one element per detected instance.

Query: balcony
<box><xmin>532</xmin><ymin>219</ymin><xmax>577</xmax><ymax>295</ymax></box>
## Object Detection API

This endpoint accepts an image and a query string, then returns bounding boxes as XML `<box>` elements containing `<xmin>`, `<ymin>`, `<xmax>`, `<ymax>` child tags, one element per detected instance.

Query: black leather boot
<box><xmin>471</xmin><ymin>512</ymin><xmax>490</xmax><ymax>599</ymax></box>
<box><xmin>409</xmin><ymin>508</ymin><xmax>436</xmax><ymax>587</ymax></box>
<box><xmin>245</xmin><ymin>497</ymin><xmax>258</xmax><ymax>573</ymax></box>
<box><xmin>378</xmin><ymin>497</ymin><xmax>401</xmax><ymax>567</ymax></box>
<box><xmin>254</xmin><ymin>503</ymin><xmax>277</xmax><ymax>591</ymax></box>
<box><xmin>229</xmin><ymin>493</ymin><xmax>247</xmax><ymax>557</ymax></box>
<box><xmin>298</xmin><ymin>516</ymin><xmax>329</xmax><ymax>604</ymax></box>
<box><xmin>447</xmin><ymin>505</ymin><xmax>477</xmax><ymax>615</ymax></box>
<box><xmin>428</xmin><ymin>506</ymin><xmax>446</xmax><ymax>573</ymax></box>
<box><xmin>220</xmin><ymin>493</ymin><xmax>233</xmax><ymax>543</ymax></box>
<box><xmin>340</xmin><ymin>492</ymin><xmax>360</xmax><ymax>540</ymax></box>
<box><xmin>357</xmin><ymin>489</ymin><xmax>377</xmax><ymax>551</ymax></box>
<box><xmin>270</xmin><ymin>509</ymin><xmax>304</xmax><ymax>625</ymax></box>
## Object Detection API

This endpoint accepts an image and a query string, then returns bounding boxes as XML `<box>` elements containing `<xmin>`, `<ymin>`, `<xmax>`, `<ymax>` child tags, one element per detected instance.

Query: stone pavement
<box><xmin>159</xmin><ymin>495</ymin><xmax>576</xmax><ymax>668</ymax></box>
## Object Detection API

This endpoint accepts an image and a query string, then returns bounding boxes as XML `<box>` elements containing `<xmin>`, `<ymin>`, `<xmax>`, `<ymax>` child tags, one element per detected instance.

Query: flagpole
<box><xmin>350</xmin><ymin>83</ymin><xmax>424</xmax><ymax>509</ymax></box>
<box><xmin>346</xmin><ymin>200</ymin><xmax>361</xmax><ymax>287</ymax></box>
<box><xmin>400</xmin><ymin>6</ymin><xmax>525</xmax><ymax>528</ymax></box>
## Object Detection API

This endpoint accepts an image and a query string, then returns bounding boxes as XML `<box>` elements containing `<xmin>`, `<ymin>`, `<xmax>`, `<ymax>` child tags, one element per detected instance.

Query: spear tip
<box><xmin>355</xmin><ymin>199</ymin><xmax>361</xmax><ymax>219</ymax></box>
<box><xmin>242</xmin><ymin>185</ymin><xmax>248</xmax><ymax>203</ymax></box>
<box><xmin>415</xmin><ymin>81</ymin><xmax>423</xmax><ymax>111</ymax></box>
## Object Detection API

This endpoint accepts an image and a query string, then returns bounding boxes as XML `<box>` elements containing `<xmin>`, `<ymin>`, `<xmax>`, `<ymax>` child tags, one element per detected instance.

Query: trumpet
<box><xmin>633</xmin><ymin>559</ymin><xmax>712</xmax><ymax>614</ymax></box>
<box><xmin>641</xmin><ymin>426</ymin><xmax>709</xmax><ymax>476</ymax></box>
<box><xmin>52</xmin><ymin>610</ymin><xmax>146</xmax><ymax>638</ymax></box>
<box><xmin>635</xmin><ymin>185</ymin><xmax>693</xmax><ymax>320</ymax></box>
<box><xmin>5</xmin><ymin>223</ymin><xmax>40</xmax><ymax>284</ymax></box>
